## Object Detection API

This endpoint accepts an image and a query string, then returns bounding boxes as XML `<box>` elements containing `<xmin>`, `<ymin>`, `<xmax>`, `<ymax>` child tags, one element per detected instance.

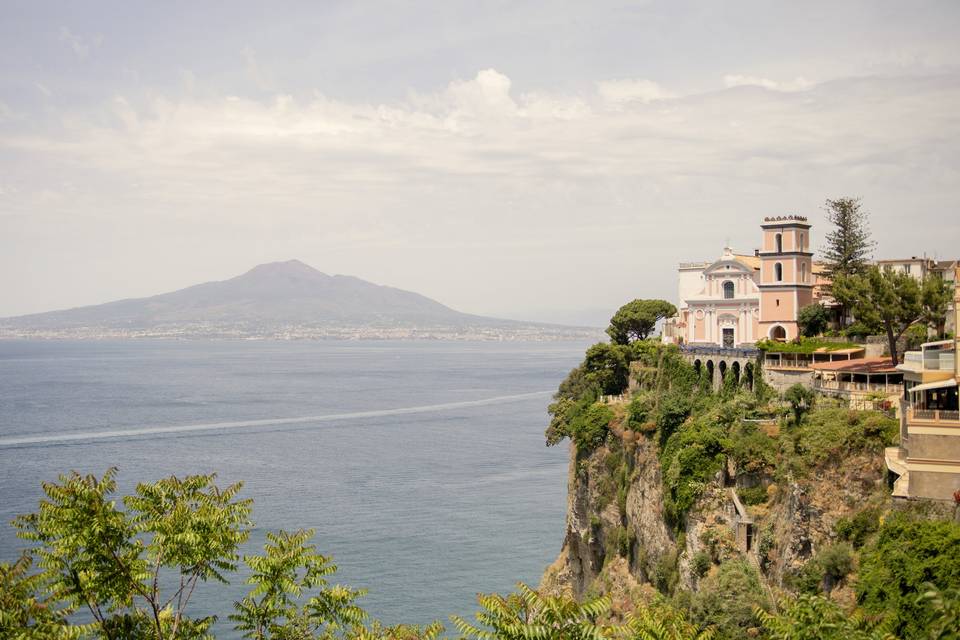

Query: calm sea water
<box><xmin>0</xmin><ymin>339</ymin><xmax>586</xmax><ymax>635</ymax></box>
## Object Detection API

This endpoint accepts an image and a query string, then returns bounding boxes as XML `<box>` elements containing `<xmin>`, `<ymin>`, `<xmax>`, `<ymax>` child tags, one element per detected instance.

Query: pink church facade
<box><xmin>663</xmin><ymin>216</ymin><xmax>814</xmax><ymax>348</ymax></box>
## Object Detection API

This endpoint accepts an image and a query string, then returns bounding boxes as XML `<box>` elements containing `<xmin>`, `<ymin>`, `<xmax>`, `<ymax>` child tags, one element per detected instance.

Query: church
<box><xmin>663</xmin><ymin>216</ymin><xmax>816</xmax><ymax>348</ymax></box>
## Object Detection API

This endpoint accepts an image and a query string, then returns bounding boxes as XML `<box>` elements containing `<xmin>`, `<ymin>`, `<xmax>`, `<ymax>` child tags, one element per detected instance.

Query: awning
<box><xmin>910</xmin><ymin>379</ymin><xmax>958</xmax><ymax>393</ymax></box>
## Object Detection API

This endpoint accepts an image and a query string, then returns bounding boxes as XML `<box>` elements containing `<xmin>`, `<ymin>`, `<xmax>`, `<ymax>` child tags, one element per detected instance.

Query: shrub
<box><xmin>570</xmin><ymin>403</ymin><xmax>614</xmax><ymax>452</ymax></box>
<box><xmin>857</xmin><ymin>512</ymin><xmax>960</xmax><ymax>638</ymax></box>
<box><xmin>655</xmin><ymin>391</ymin><xmax>693</xmax><ymax>443</ymax></box>
<box><xmin>834</xmin><ymin>507</ymin><xmax>881</xmax><ymax>549</ymax></box>
<box><xmin>787</xmin><ymin>542</ymin><xmax>856</xmax><ymax>597</ymax></box>
<box><xmin>843</xmin><ymin>321</ymin><xmax>881</xmax><ymax>338</ymax></box>
<box><xmin>784</xmin><ymin>384</ymin><xmax>816</xmax><ymax>426</ymax></box>
<box><xmin>798</xmin><ymin>303</ymin><xmax>829</xmax><ymax>337</ymax></box>
<box><xmin>626</xmin><ymin>394</ymin><xmax>655</xmax><ymax>432</ymax></box>
<box><xmin>653</xmin><ymin>549</ymin><xmax>679</xmax><ymax>595</ymax></box>
<box><xmin>692</xmin><ymin>551</ymin><xmax>711</xmax><ymax>578</ymax></box>
<box><xmin>727</xmin><ymin>422</ymin><xmax>777</xmax><ymax>474</ymax></box>
<box><xmin>583</xmin><ymin>342</ymin><xmax>632</xmax><ymax>395</ymax></box>
<box><xmin>786</xmin><ymin>407</ymin><xmax>897</xmax><ymax>470</ymax></box>
<box><xmin>690</xmin><ymin>559</ymin><xmax>769</xmax><ymax>639</ymax></box>
<box><xmin>659</xmin><ymin>418</ymin><xmax>726</xmax><ymax>522</ymax></box>
<box><xmin>737</xmin><ymin>485</ymin><xmax>768</xmax><ymax>506</ymax></box>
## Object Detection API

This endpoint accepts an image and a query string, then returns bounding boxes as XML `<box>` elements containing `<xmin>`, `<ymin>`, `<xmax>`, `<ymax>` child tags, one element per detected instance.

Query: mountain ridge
<box><xmin>1</xmin><ymin>260</ymin><xmax>597</xmax><ymax>340</ymax></box>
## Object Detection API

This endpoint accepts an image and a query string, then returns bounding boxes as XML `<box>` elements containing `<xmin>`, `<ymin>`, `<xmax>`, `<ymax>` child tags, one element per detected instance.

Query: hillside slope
<box><xmin>0</xmin><ymin>260</ymin><xmax>596</xmax><ymax>339</ymax></box>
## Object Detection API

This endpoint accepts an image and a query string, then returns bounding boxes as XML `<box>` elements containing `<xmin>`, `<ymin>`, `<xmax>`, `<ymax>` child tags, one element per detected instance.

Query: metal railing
<box><xmin>908</xmin><ymin>407</ymin><xmax>960</xmax><ymax>423</ymax></box>
<box><xmin>814</xmin><ymin>379</ymin><xmax>900</xmax><ymax>394</ymax></box>
<box><xmin>682</xmin><ymin>345</ymin><xmax>760</xmax><ymax>358</ymax></box>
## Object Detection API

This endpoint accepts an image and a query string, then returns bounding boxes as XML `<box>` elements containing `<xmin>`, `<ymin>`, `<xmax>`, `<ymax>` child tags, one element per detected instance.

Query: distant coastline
<box><xmin>0</xmin><ymin>324</ymin><xmax>603</xmax><ymax>342</ymax></box>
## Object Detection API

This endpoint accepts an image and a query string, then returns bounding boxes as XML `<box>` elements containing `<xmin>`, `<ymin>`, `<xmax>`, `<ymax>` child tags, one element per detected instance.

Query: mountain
<box><xmin>0</xmin><ymin>260</ymin><xmax>597</xmax><ymax>340</ymax></box>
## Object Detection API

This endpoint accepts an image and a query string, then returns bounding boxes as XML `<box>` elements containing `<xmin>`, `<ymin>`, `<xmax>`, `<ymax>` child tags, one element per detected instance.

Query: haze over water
<box><xmin>0</xmin><ymin>339</ymin><xmax>585</xmax><ymax>636</ymax></box>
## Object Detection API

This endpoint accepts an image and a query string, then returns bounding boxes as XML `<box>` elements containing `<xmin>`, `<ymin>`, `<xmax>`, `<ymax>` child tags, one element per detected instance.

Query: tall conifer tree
<box><xmin>821</xmin><ymin>197</ymin><xmax>875</xmax><ymax>278</ymax></box>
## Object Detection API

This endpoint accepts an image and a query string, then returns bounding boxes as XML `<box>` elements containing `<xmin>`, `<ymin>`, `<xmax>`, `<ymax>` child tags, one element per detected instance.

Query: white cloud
<box><xmin>34</xmin><ymin>82</ymin><xmax>52</xmax><ymax>97</ymax></box>
<box><xmin>2</xmin><ymin>69</ymin><xmax>959</xmax><ymax>316</ymax></box>
<box><xmin>723</xmin><ymin>74</ymin><xmax>815</xmax><ymax>92</ymax></box>
<box><xmin>58</xmin><ymin>27</ymin><xmax>100</xmax><ymax>58</ymax></box>
<box><xmin>597</xmin><ymin>79</ymin><xmax>675</xmax><ymax>105</ymax></box>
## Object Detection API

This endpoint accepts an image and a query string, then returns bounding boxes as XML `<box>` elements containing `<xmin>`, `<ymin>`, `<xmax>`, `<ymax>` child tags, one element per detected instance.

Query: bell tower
<box><xmin>757</xmin><ymin>215</ymin><xmax>814</xmax><ymax>341</ymax></box>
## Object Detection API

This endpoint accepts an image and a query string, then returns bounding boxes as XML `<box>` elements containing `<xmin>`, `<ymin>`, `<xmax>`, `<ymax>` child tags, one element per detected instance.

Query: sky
<box><xmin>2</xmin><ymin>1</ymin><xmax>959</xmax><ymax>326</ymax></box>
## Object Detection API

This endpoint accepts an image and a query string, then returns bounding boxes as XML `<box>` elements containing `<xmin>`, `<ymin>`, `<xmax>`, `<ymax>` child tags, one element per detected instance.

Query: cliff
<box><xmin>537</xmin><ymin>341</ymin><xmax>923</xmax><ymax>631</ymax></box>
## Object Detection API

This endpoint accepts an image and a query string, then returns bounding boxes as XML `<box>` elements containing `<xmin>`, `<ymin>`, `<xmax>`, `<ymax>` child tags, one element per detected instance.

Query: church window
<box><xmin>775</xmin><ymin>233</ymin><xmax>783</xmax><ymax>253</ymax></box>
<box><xmin>799</xmin><ymin>233</ymin><xmax>805</xmax><ymax>250</ymax></box>
<box><xmin>723</xmin><ymin>281</ymin><xmax>735</xmax><ymax>299</ymax></box>
<box><xmin>800</xmin><ymin>262</ymin><xmax>807</xmax><ymax>282</ymax></box>
<box><xmin>774</xmin><ymin>262</ymin><xmax>783</xmax><ymax>281</ymax></box>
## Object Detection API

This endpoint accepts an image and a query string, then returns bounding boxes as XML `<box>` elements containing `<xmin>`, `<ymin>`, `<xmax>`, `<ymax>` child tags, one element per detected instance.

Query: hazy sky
<box><xmin>2</xmin><ymin>1</ymin><xmax>959</xmax><ymax>325</ymax></box>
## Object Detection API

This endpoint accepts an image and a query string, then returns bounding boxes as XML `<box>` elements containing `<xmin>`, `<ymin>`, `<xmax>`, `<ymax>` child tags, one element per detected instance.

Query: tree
<box><xmin>0</xmin><ymin>553</ymin><xmax>88</xmax><ymax>640</ymax></box>
<box><xmin>451</xmin><ymin>583</ymin><xmax>617</xmax><ymax>640</ymax></box>
<box><xmin>10</xmin><ymin>469</ymin><xmax>367</xmax><ymax>640</ymax></box>
<box><xmin>756</xmin><ymin>594</ymin><xmax>894</xmax><ymax>640</ymax></box>
<box><xmin>583</xmin><ymin>342</ymin><xmax>631</xmax><ymax>395</ymax></box>
<box><xmin>797</xmin><ymin>304</ymin><xmax>829</xmax><ymax>337</ymax></box>
<box><xmin>922</xmin><ymin>274</ymin><xmax>954</xmax><ymax>339</ymax></box>
<box><xmin>784</xmin><ymin>384</ymin><xmax>815</xmax><ymax>426</ymax></box>
<box><xmin>607</xmin><ymin>300</ymin><xmax>677</xmax><ymax>345</ymax></box>
<box><xmin>627</xmin><ymin>604</ymin><xmax>716</xmax><ymax>640</ymax></box>
<box><xmin>820</xmin><ymin>197</ymin><xmax>875</xmax><ymax>279</ymax></box>
<box><xmin>14</xmin><ymin>468</ymin><xmax>252</xmax><ymax>640</ymax></box>
<box><xmin>831</xmin><ymin>266</ymin><xmax>935</xmax><ymax>365</ymax></box>
<box><xmin>230</xmin><ymin>529</ymin><xmax>366</xmax><ymax>640</ymax></box>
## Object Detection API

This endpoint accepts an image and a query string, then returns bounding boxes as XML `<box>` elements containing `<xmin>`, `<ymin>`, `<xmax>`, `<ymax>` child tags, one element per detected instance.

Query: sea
<box><xmin>0</xmin><ymin>339</ymin><xmax>587</xmax><ymax>635</ymax></box>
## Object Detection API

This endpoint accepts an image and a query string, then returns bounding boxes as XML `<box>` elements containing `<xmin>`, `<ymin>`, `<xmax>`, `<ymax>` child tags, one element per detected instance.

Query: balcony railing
<box><xmin>907</xmin><ymin>407</ymin><xmax>960</xmax><ymax>423</ymax></box>
<box><xmin>902</xmin><ymin>349</ymin><xmax>956</xmax><ymax>372</ymax></box>
<box><xmin>815</xmin><ymin>379</ymin><xmax>900</xmax><ymax>394</ymax></box>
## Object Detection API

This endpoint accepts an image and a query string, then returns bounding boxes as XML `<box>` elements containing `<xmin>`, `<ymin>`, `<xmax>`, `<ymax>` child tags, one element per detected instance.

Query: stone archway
<box><xmin>744</xmin><ymin>362</ymin><xmax>754</xmax><ymax>390</ymax></box>
<box><xmin>769</xmin><ymin>325</ymin><xmax>787</xmax><ymax>341</ymax></box>
<box><xmin>732</xmin><ymin>361</ymin><xmax>741</xmax><ymax>385</ymax></box>
<box><xmin>719</xmin><ymin>360</ymin><xmax>728</xmax><ymax>384</ymax></box>
<box><xmin>706</xmin><ymin>360</ymin><xmax>715</xmax><ymax>386</ymax></box>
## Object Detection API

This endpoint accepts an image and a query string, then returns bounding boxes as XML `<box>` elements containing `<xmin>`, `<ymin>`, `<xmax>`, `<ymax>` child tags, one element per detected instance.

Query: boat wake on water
<box><xmin>0</xmin><ymin>390</ymin><xmax>553</xmax><ymax>447</ymax></box>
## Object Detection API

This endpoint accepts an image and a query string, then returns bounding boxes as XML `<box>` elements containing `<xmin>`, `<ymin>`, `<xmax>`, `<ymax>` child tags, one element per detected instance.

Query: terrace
<box><xmin>811</xmin><ymin>357</ymin><xmax>902</xmax><ymax>398</ymax></box>
<box><xmin>763</xmin><ymin>347</ymin><xmax>864</xmax><ymax>371</ymax></box>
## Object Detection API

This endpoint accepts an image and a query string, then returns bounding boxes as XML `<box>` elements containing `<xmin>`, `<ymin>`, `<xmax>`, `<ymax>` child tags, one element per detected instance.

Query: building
<box><xmin>664</xmin><ymin>216</ymin><xmax>815</xmax><ymax>348</ymax></box>
<box><xmin>757</xmin><ymin>216</ymin><xmax>815</xmax><ymax>341</ymax></box>
<box><xmin>877</xmin><ymin>256</ymin><xmax>958</xmax><ymax>334</ymax></box>
<box><xmin>887</xmin><ymin>266</ymin><xmax>960</xmax><ymax>501</ymax></box>
<box><xmin>811</xmin><ymin>357</ymin><xmax>903</xmax><ymax>408</ymax></box>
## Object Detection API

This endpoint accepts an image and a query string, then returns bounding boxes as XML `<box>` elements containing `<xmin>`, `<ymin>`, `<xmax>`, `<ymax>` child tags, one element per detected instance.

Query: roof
<box><xmin>811</xmin><ymin>357</ymin><xmax>900</xmax><ymax>374</ymax></box>
<box><xmin>910</xmin><ymin>378</ymin><xmax>957</xmax><ymax>393</ymax></box>
<box><xmin>733</xmin><ymin>254</ymin><xmax>760</xmax><ymax>270</ymax></box>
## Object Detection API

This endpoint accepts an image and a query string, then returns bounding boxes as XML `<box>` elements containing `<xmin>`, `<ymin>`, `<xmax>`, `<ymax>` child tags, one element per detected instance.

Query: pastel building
<box><xmin>888</xmin><ymin>269</ymin><xmax>960</xmax><ymax>501</ymax></box>
<box><xmin>757</xmin><ymin>216</ymin><xmax>814</xmax><ymax>341</ymax></box>
<box><xmin>664</xmin><ymin>216</ymin><xmax>814</xmax><ymax>348</ymax></box>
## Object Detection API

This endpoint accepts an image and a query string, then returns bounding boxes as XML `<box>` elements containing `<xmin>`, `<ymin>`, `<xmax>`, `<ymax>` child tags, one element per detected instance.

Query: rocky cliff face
<box><xmin>540</xmin><ymin>411</ymin><xmax>889</xmax><ymax>604</ymax></box>
<box><xmin>540</xmin><ymin>433</ymin><xmax>674</xmax><ymax>599</ymax></box>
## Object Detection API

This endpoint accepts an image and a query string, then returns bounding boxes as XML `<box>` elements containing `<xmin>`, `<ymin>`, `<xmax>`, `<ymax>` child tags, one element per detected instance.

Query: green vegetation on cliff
<box><xmin>543</xmin><ymin>331</ymin><xmax>959</xmax><ymax>640</ymax></box>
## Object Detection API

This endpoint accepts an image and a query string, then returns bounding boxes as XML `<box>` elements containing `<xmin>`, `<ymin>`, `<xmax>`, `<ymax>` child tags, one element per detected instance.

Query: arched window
<box><xmin>800</xmin><ymin>262</ymin><xmax>807</xmax><ymax>283</ymax></box>
<box><xmin>798</xmin><ymin>233</ymin><xmax>805</xmax><ymax>251</ymax></box>
<box><xmin>775</xmin><ymin>233</ymin><xmax>783</xmax><ymax>253</ymax></box>
<box><xmin>774</xmin><ymin>262</ymin><xmax>783</xmax><ymax>281</ymax></box>
<box><xmin>723</xmin><ymin>281</ymin><xmax>735</xmax><ymax>299</ymax></box>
